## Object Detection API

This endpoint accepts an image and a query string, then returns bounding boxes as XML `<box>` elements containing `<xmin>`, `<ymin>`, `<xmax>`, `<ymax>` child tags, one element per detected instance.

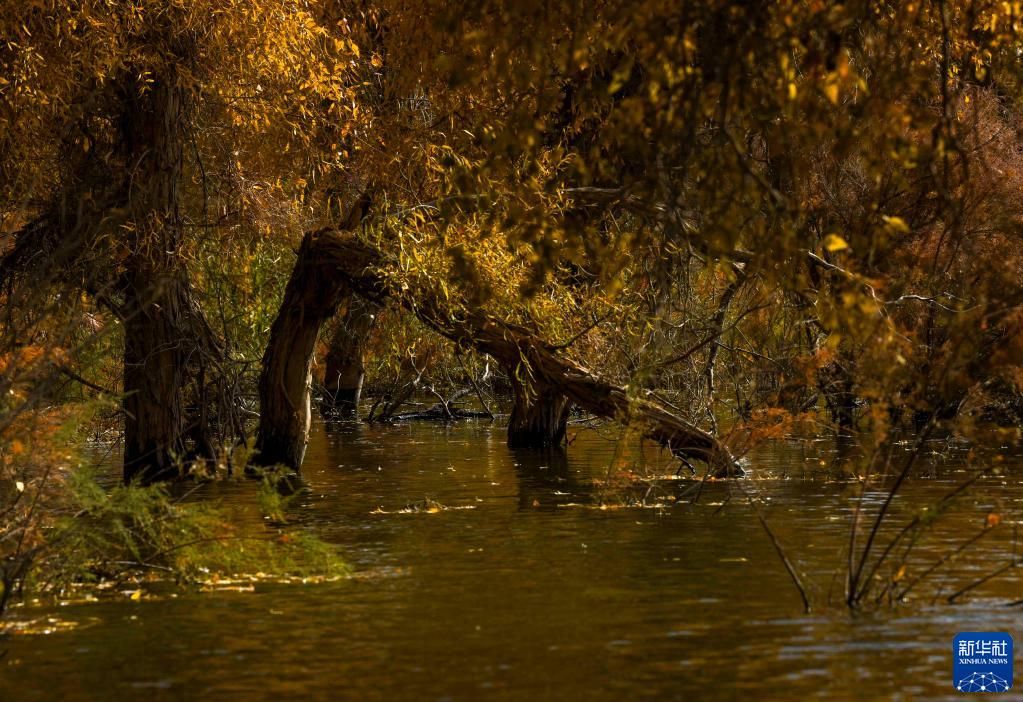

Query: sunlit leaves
<box><xmin>823</xmin><ymin>234</ymin><xmax>849</xmax><ymax>252</ymax></box>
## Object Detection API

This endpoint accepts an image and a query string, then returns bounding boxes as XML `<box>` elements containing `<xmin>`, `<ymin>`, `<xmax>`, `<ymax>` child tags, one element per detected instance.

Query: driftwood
<box><xmin>307</xmin><ymin>231</ymin><xmax>741</xmax><ymax>472</ymax></box>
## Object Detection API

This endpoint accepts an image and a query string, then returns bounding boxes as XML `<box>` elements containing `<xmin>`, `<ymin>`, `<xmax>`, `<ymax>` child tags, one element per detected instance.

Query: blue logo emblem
<box><xmin>954</xmin><ymin>632</ymin><xmax>1013</xmax><ymax>693</ymax></box>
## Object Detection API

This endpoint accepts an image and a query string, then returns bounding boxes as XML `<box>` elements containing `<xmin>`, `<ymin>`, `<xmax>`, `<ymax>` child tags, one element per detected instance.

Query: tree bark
<box><xmin>119</xmin><ymin>75</ymin><xmax>191</xmax><ymax>484</ymax></box>
<box><xmin>304</xmin><ymin>230</ymin><xmax>739</xmax><ymax>471</ymax></box>
<box><xmin>322</xmin><ymin>297</ymin><xmax>377</xmax><ymax>418</ymax></box>
<box><xmin>507</xmin><ymin>376</ymin><xmax>570</xmax><ymax>448</ymax></box>
<box><xmin>1</xmin><ymin>65</ymin><xmax>234</xmax><ymax>483</ymax></box>
<box><xmin>254</xmin><ymin>235</ymin><xmax>350</xmax><ymax>468</ymax></box>
<box><xmin>254</xmin><ymin>196</ymin><xmax>371</xmax><ymax>469</ymax></box>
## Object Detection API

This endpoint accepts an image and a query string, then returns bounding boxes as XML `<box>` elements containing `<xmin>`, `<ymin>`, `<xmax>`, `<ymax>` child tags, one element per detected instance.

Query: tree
<box><xmin>254</xmin><ymin>195</ymin><xmax>370</xmax><ymax>470</ymax></box>
<box><xmin>1</xmin><ymin>0</ymin><xmax>362</xmax><ymax>481</ymax></box>
<box><xmin>323</xmin><ymin>297</ymin><xmax>378</xmax><ymax>418</ymax></box>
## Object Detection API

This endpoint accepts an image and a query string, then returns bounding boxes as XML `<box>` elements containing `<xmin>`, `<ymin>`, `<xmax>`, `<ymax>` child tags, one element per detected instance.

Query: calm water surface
<box><xmin>2</xmin><ymin>421</ymin><xmax>1022</xmax><ymax>700</ymax></box>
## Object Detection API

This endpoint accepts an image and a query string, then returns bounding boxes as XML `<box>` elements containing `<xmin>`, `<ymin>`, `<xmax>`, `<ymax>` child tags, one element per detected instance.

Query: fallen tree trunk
<box><xmin>388</xmin><ymin>388</ymin><xmax>492</xmax><ymax>421</ymax></box>
<box><xmin>309</xmin><ymin>230</ymin><xmax>740</xmax><ymax>472</ymax></box>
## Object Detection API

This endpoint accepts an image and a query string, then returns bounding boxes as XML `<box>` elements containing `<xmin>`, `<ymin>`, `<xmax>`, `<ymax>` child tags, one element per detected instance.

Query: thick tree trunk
<box><xmin>507</xmin><ymin>376</ymin><xmax>570</xmax><ymax>448</ymax></box>
<box><xmin>254</xmin><ymin>237</ymin><xmax>350</xmax><ymax>468</ymax></box>
<box><xmin>323</xmin><ymin>297</ymin><xmax>377</xmax><ymax>418</ymax></box>
<box><xmin>305</xmin><ymin>230</ymin><xmax>740</xmax><ymax>472</ymax></box>
<box><xmin>120</xmin><ymin>76</ymin><xmax>192</xmax><ymax>484</ymax></box>
<box><xmin>254</xmin><ymin>196</ymin><xmax>370</xmax><ymax>469</ymax></box>
<box><xmin>122</xmin><ymin>269</ymin><xmax>191</xmax><ymax>483</ymax></box>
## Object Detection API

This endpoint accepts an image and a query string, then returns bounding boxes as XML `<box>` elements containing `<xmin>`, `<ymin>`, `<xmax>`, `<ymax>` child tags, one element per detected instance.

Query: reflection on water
<box><xmin>2</xmin><ymin>421</ymin><xmax>1022</xmax><ymax>701</ymax></box>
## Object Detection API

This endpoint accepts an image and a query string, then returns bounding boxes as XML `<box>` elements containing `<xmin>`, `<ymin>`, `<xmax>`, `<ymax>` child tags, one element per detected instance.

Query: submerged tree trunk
<box><xmin>323</xmin><ymin>297</ymin><xmax>377</xmax><ymax>418</ymax></box>
<box><xmin>507</xmin><ymin>376</ymin><xmax>570</xmax><ymax>448</ymax></box>
<box><xmin>305</xmin><ymin>230</ymin><xmax>740</xmax><ymax>472</ymax></box>
<box><xmin>254</xmin><ymin>236</ymin><xmax>350</xmax><ymax>468</ymax></box>
<box><xmin>254</xmin><ymin>196</ymin><xmax>371</xmax><ymax>469</ymax></box>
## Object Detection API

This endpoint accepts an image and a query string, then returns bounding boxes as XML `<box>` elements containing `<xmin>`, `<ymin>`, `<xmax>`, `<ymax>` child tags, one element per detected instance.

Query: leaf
<box><xmin>823</xmin><ymin>233</ymin><xmax>849</xmax><ymax>252</ymax></box>
<box><xmin>986</xmin><ymin>512</ymin><xmax>1001</xmax><ymax>528</ymax></box>
<box><xmin>11</xmin><ymin>439</ymin><xmax>24</xmax><ymax>454</ymax></box>
<box><xmin>15</xmin><ymin>481</ymin><xmax>25</xmax><ymax>493</ymax></box>
<box><xmin>824</xmin><ymin>83</ymin><xmax>839</xmax><ymax>104</ymax></box>
<box><xmin>130</xmin><ymin>589</ymin><xmax>142</xmax><ymax>601</ymax></box>
<box><xmin>893</xmin><ymin>565</ymin><xmax>906</xmax><ymax>582</ymax></box>
<box><xmin>882</xmin><ymin>215</ymin><xmax>910</xmax><ymax>233</ymax></box>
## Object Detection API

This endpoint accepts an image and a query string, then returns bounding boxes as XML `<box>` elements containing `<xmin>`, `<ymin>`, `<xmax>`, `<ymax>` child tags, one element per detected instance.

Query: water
<box><xmin>2</xmin><ymin>421</ymin><xmax>1022</xmax><ymax>700</ymax></box>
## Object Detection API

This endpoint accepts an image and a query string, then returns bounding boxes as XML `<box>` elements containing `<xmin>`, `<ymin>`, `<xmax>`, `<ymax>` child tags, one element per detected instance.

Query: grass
<box><xmin>4</xmin><ymin>467</ymin><xmax>348</xmax><ymax>609</ymax></box>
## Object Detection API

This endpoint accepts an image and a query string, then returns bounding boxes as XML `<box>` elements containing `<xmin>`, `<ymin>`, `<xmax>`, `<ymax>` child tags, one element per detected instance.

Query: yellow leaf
<box><xmin>10</xmin><ymin>439</ymin><xmax>24</xmax><ymax>454</ymax></box>
<box><xmin>893</xmin><ymin>565</ymin><xmax>906</xmax><ymax>582</ymax></box>
<box><xmin>987</xmin><ymin>512</ymin><xmax>1001</xmax><ymax>528</ymax></box>
<box><xmin>823</xmin><ymin>234</ymin><xmax>849</xmax><ymax>252</ymax></box>
<box><xmin>824</xmin><ymin>83</ymin><xmax>839</xmax><ymax>104</ymax></box>
<box><xmin>15</xmin><ymin>481</ymin><xmax>25</xmax><ymax>493</ymax></box>
<box><xmin>882</xmin><ymin>215</ymin><xmax>910</xmax><ymax>233</ymax></box>
<box><xmin>130</xmin><ymin>590</ymin><xmax>142</xmax><ymax>601</ymax></box>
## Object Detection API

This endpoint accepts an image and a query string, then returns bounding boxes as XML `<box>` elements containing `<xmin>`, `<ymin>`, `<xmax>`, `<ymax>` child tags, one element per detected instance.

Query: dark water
<box><xmin>2</xmin><ymin>421</ymin><xmax>1023</xmax><ymax>700</ymax></box>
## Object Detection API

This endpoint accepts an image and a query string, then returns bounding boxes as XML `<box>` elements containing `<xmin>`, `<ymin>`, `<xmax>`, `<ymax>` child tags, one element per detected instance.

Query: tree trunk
<box><xmin>323</xmin><ymin>297</ymin><xmax>377</xmax><ymax>418</ymax></box>
<box><xmin>254</xmin><ymin>237</ymin><xmax>350</xmax><ymax>468</ymax></box>
<box><xmin>120</xmin><ymin>75</ymin><xmax>191</xmax><ymax>484</ymax></box>
<box><xmin>122</xmin><ymin>270</ymin><xmax>191</xmax><ymax>483</ymax></box>
<box><xmin>254</xmin><ymin>195</ymin><xmax>370</xmax><ymax>469</ymax></box>
<box><xmin>306</xmin><ymin>230</ymin><xmax>740</xmax><ymax>472</ymax></box>
<box><xmin>507</xmin><ymin>376</ymin><xmax>570</xmax><ymax>448</ymax></box>
<box><xmin>1</xmin><ymin>68</ymin><xmax>234</xmax><ymax>483</ymax></box>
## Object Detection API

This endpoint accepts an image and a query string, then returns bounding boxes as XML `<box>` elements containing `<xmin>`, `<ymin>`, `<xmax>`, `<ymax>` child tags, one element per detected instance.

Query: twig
<box><xmin>740</xmin><ymin>482</ymin><xmax>812</xmax><ymax>613</ymax></box>
<box><xmin>848</xmin><ymin>421</ymin><xmax>935</xmax><ymax>606</ymax></box>
<box><xmin>456</xmin><ymin>353</ymin><xmax>493</xmax><ymax>419</ymax></box>
<box><xmin>948</xmin><ymin>560</ymin><xmax>1019</xmax><ymax>603</ymax></box>
<box><xmin>58</xmin><ymin>366</ymin><xmax>116</xmax><ymax>396</ymax></box>
<box><xmin>895</xmin><ymin>524</ymin><xmax>997</xmax><ymax>601</ymax></box>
